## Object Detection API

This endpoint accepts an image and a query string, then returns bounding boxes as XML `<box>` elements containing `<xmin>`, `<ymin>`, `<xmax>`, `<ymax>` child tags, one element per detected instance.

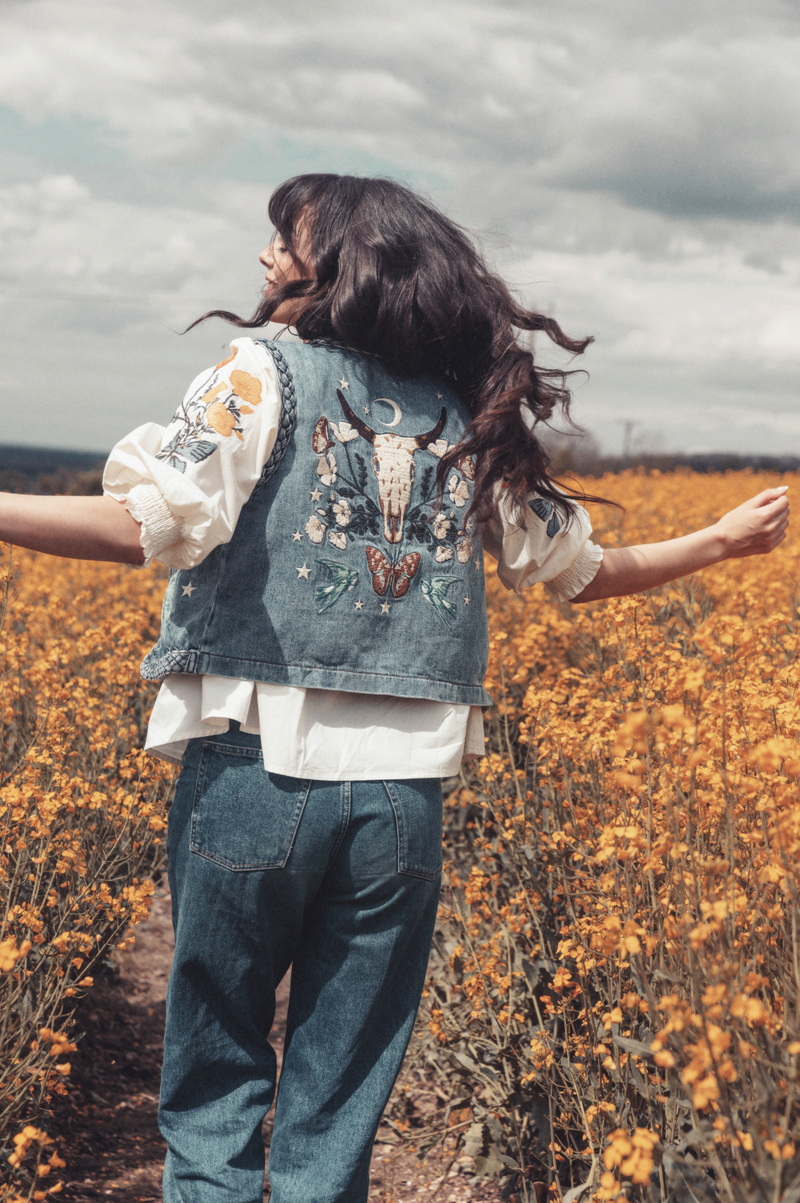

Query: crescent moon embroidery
<box><xmin>374</xmin><ymin>397</ymin><xmax>402</xmax><ymax>428</ymax></box>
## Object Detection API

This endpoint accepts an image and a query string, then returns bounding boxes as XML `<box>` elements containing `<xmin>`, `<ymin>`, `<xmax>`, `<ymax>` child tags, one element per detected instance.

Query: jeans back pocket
<box><xmin>384</xmin><ymin>780</ymin><xmax>443</xmax><ymax>881</ymax></box>
<box><xmin>190</xmin><ymin>740</ymin><xmax>311</xmax><ymax>872</ymax></box>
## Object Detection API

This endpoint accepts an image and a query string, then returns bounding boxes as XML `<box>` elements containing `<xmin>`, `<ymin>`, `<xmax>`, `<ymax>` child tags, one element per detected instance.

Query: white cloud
<box><xmin>1</xmin><ymin>0</ymin><xmax>800</xmax><ymax>454</ymax></box>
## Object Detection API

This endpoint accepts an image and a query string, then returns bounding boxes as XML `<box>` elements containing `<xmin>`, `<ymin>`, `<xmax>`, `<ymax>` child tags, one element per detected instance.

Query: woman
<box><xmin>1</xmin><ymin>174</ymin><xmax>788</xmax><ymax>1203</ymax></box>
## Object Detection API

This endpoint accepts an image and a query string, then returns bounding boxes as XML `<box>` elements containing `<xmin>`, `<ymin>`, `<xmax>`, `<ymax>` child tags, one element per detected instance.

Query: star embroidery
<box><xmin>338</xmin><ymin>377</ymin><xmax>349</xmax><ymax>390</ymax></box>
<box><xmin>380</xmin><ymin>601</ymin><xmax>391</xmax><ymax>615</ymax></box>
<box><xmin>364</xmin><ymin>405</ymin><xmax>370</xmax><ymax>415</ymax></box>
<box><xmin>310</xmin><ymin>488</ymin><xmax>322</xmax><ymax>502</ymax></box>
<box><xmin>464</xmin><ymin>596</ymin><xmax>471</xmax><ymax>605</ymax></box>
<box><xmin>354</xmin><ymin>600</ymin><xmax>364</xmax><ymax>610</ymax></box>
<box><xmin>292</xmin><ymin>531</ymin><xmax>302</xmax><ymax>542</ymax></box>
<box><xmin>296</xmin><ymin>564</ymin><xmax>311</xmax><ymax>579</ymax></box>
<box><xmin>181</xmin><ymin>582</ymin><xmax>196</xmax><ymax>598</ymax></box>
<box><xmin>474</xmin><ymin>557</ymin><xmax>481</xmax><ymax>569</ymax></box>
<box><xmin>436</xmin><ymin>392</ymin><xmax>443</xmax><ymax>400</ymax></box>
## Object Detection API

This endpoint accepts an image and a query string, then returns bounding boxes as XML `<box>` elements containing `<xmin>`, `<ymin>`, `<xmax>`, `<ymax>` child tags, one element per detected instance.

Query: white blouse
<box><xmin>103</xmin><ymin>338</ymin><xmax>603</xmax><ymax>780</ymax></box>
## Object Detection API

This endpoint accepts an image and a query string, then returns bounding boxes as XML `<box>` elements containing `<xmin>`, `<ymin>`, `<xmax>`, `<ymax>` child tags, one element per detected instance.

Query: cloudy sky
<box><xmin>2</xmin><ymin>0</ymin><xmax>799</xmax><ymax>457</ymax></box>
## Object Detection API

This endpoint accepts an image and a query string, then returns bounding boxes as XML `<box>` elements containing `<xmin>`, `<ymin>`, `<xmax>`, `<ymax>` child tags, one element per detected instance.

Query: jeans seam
<box><xmin>324</xmin><ymin>781</ymin><xmax>351</xmax><ymax>871</ymax></box>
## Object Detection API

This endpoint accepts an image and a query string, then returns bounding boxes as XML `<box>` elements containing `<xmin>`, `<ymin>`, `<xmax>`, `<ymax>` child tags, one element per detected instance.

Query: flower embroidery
<box><xmin>433</xmin><ymin>512</ymin><xmax>450</xmax><ymax>540</ymax></box>
<box><xmin>201</xmin><ymin>382</ymin><xmax>226</xmax><ymax>408</ymax></box>
<box><xmin>328</xmin><ymin>530</ymin><xmax>347</xmax><ymax>550</ymax></box>
<box><xmin>316</xmin><ymin>453</ymin><xmax>337</xmax><ymax>487</ymax></box>
<box><xmin>157</xmin><ymin>350</ymin><xmax>263</xmax><ymax>472</ymax></box>
<box><xmin>305</xmin><ymin>515</ymin><xmax>326</xmax><ymax>544</ymax></box>
<box><xmin>456</xmin><ymin>536</ymin><xmax>473</xmax><ymax>564</ymax></box>
<box><xmin>333</xmin><ymin>499</ymin><xmax>351</xmax><ymax>527</ymax></box>
<box><xmin>206</xmin><ymin>401</ymin><xmax>237</xmax><ymax>438</ymax></box>
<box><xmin>435</xmin><ymin>545</ymin><xmax>453</xmax><ymax>563</ymax></box>
<box><xmin>448</xmin><ymin>474</ymin><xmax>470</xmax><ymax>508</ymax></box>
<box><xmin>230</xmin><ymin>370</ymin><xmax>262</xmax><ymax>408</ymax></box>
<box><xmin>427</xmin><ymin>438</ymin><xmax>450</xmax><ymax>459</ymax></box>
<box><xmin>330</xmin><ymin>420</ymin><xmax>359</xmax><ymax>443</ymax></box>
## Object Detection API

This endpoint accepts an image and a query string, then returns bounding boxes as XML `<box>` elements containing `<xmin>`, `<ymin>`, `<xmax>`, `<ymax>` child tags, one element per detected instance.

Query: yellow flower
<box><xmin>206</xmin><ymin>401</ymin><xmax>237</xmax><ymax>438</ymax></box>
<box><xmin>230</xmin><ymin>369</ymin><xmax>263</xmax><ymax>408</ymax></box>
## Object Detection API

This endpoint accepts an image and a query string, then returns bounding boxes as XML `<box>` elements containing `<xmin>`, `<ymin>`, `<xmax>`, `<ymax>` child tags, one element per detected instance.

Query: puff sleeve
<box><xmin>481</xmin><ymin>489</ymin><xmax>604</xmax><ymax>601</ymax></box>
<box><xmin>102</xmin><ymin>338</ymin><xmax>282</xmax><ymax>569</ymax></box>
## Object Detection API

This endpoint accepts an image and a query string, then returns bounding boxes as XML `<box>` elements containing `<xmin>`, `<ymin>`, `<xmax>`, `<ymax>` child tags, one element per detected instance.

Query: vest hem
<box><xmin>140</xmin><ymin>648</ymin><xmax>492</xmax><ymax>707</ymax></box>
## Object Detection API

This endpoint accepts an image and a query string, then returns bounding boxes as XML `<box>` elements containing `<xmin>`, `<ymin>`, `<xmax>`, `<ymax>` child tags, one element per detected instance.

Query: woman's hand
<box><xmin>712</xmin><ymin>486</ymin><xmax>789</xmax><ymax>559</ymax></box>
<box><xmin>572</xmin><ymin>485</ymin><xmax>790</xmax><ymax>603</ymax></box>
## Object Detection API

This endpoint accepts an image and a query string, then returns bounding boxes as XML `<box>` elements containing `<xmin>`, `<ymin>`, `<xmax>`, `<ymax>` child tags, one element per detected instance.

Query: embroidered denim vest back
<box><xmin>141</xmin><ymin>340</ymin><xmax>492</xmax><ymax>706</ymax></box>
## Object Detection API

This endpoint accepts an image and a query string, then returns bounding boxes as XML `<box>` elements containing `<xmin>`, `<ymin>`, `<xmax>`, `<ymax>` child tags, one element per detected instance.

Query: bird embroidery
<box><xmin>314</xmin><ymin>561</ymin><xmax>359</xmax><ymax>612</ymax></box>
<box><xmin>421</xmin><ymin>576</ymin><xmax>461</xmax><ymax>627</ymax></box>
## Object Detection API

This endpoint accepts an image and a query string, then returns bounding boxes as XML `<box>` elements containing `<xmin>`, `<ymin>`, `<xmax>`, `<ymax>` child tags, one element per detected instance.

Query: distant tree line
<box><xmin>0</xmin><ymin>447</ymin><xmax>106</xmax><ymax>496</ymax></box>
<box><xmin>540</xmin><ymin>430</ymin><xmax>800</xmax><ymax>477</ymax></box>
<box><xmin>0</xmin><ymin>439</ymin><xmax>796</xmax><ymax>501</ymax></box>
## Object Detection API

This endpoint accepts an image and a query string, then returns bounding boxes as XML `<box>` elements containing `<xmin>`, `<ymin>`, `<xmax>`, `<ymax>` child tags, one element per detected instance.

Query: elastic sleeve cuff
<box><xmin>123</xmin><ymin>483</ymin><xmax>185</xmax><ymax>566</ymax></box>
<box><xmin>544</xmin><ymin>541</ymin><xmax>604</xmax><ymax>601</ymax></box>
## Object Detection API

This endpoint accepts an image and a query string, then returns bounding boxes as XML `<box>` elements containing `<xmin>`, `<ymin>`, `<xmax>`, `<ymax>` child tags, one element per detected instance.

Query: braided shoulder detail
<box><xmin>252</xmin><ymin>341</ymin><xmax>297</xmax><ymax>493</ymax></box>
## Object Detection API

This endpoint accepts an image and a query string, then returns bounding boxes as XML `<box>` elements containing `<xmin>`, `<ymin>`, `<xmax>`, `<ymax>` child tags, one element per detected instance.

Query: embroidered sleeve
<box><xmin>481</xmin><ymin>486</ymin><xmax>604</xmax><ymax>600</ymax></box>
<box><xmin>102</xmin><ymin>338</ymin><xmax>282</xmax><ymax>569</ymax></box>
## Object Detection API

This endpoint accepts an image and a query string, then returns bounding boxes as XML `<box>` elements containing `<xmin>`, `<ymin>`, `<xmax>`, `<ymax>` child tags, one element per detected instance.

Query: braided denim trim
<box><xmin>252</xmin><ymin>341</ymin><xmax>297</xmax><ymax>493</ymax></box>
<box><xmin>140</xmin><ymin>647</ymin><xmax>194</xmax><ymax>680</ymax></box>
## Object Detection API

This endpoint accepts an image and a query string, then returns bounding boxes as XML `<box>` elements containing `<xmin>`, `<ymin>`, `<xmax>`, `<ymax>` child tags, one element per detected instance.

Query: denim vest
<box><xmin>141</xmin><ymin>340</ymin><xmax>491</xmax><ymax>706</ymax></box>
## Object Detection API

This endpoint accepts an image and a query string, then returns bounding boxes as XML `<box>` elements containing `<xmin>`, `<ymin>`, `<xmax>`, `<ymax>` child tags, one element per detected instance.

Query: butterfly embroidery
<box><xmin>365</xmin><ymin>547</ymin><xmax>421</xmax><ymax>598</ymax></box>
<box><xmin>312</xmin><ymin>416</ymin><xmax>334</xmax><ymax>455</ymax></box>
<box><xmin>456</xmin><ymin>454</ymin><xmax>476</xmax><ymax>481</ymax></box>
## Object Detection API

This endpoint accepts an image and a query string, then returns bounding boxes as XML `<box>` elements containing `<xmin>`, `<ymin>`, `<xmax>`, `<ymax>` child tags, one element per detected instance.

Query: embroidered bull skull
<box><xmin>337</xmin><ymin>390</ymin><xmax>446</xmax><ymax>544</ymax></box>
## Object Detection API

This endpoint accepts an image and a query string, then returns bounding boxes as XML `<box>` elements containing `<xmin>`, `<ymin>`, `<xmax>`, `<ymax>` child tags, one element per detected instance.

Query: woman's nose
<box><xmin>259</xmin><ymin>245</ymin><xmax>274</xmax><ymax>269</ymax></box>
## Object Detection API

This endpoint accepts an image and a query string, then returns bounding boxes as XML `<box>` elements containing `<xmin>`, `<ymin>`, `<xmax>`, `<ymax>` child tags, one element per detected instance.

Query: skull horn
<box><xmin>415</xmin><ymin>407</ymin><xmax>447</xmax><ymax>450</ymax></box>
<box><xmin>337</xmin><ymin>389</ymin><xmax>376</xmax><ymax>443</ymax></box>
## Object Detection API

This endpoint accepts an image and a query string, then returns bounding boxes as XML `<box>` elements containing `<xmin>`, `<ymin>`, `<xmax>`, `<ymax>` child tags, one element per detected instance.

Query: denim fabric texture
<box><xmin>160</xmin><ymin>725</ymin><xmax>443</xmax><ymax>1203</ymax></box>
<box><xmin>142</xmin><ymin>340</ymin><xmax>491</xmax><ymax>706</ymax></box>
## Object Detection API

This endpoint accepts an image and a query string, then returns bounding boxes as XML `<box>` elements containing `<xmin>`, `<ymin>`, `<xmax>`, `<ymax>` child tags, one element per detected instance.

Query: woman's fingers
<box><xmin>753</xmin><ymin>486</ymin><xmax>789</xmax><ymax>508</ymax></box>
<box><xmin>716</xmin><ymin>487</ymin><xmax>790</xmax><ymax>558</ymax></box>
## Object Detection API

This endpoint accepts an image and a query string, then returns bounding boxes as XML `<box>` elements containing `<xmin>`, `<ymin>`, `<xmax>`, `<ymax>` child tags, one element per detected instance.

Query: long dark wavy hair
<box><xmin>192</xmin><ymin>173</ymin><xmax>601</xmax><ymax>526</ymax></box>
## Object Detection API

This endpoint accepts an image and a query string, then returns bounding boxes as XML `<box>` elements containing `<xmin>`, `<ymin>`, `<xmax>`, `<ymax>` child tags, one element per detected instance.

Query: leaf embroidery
<box><xmin>529</xmin><ymin>497</ymin><xmax>563</xmax><ymax>538</ymax></box>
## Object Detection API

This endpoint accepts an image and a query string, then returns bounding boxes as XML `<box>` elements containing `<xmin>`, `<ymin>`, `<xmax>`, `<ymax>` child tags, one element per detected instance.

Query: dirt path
<box><xmin>55</xmin><ymin>891</ymin><xmax>505</xmax><ymax>1203</ymax></box>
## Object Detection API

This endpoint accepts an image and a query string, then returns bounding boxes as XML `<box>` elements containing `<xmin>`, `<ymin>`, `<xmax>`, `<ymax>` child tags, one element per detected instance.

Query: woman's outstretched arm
<box><xmin>0</xmin><ymin>494</ymin><xmax>145</xmax><ymax>564</ymax></box>
<box><xmin>572</xmin><ymin>486</ymin><xmax>789</xmax><ymax>604</ymax></box>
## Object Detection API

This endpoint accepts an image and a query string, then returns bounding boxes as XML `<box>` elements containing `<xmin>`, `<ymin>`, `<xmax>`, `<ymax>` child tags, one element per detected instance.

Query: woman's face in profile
<box><xmin>259</xmin><ymin>225</ymin><xmax>313</xmax><ymax>325</ymax></box>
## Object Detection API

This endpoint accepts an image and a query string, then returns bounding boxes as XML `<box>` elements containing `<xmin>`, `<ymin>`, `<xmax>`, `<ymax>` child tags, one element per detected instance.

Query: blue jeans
<box><xmin>160</xmin><ymin>725</ymin><xmax>443</xmax><ymax>1203</ymax></box>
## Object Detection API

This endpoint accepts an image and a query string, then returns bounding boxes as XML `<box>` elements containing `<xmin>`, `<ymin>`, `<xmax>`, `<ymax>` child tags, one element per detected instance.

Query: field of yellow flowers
<box><xmin>2</xmin><ymin>469</ymin><xmax>800</xmax><ymax>1203</ymax></box>
<box><xmin>400</xmin><ymin>469</ymin><xmax>800</xmax><ymax>1203</ymax></box>
<box><xmin>0</xmin><ymin>548</ymin><xmax>173</xmax><ymax>1201</ymax></box>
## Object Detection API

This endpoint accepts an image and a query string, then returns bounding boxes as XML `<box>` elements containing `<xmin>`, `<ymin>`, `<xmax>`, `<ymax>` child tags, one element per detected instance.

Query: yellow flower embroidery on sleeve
<box><xmin>206</xmin><ymin>401</ymin><xmax>237</xmax><ymax>437</ymax></box>
<box><xmin>230</xmin><ymin>370</ymin><xmax>263</xmax><ymax>408</ymax></box>
<box><xmin>201</xmin><ymin>382</ymin><xmax>226</xmax><ymax>408</ymax></box>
